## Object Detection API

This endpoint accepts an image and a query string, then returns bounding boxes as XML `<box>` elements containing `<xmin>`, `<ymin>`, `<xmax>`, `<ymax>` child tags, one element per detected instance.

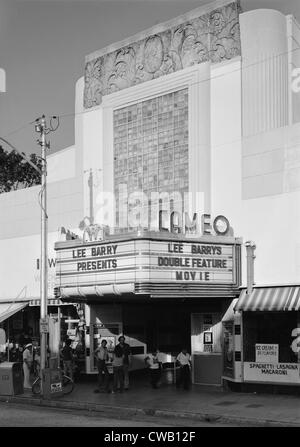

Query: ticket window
<box><xmin>191</xmin><ymin>313</ymin><xmax>222</xmax><ymax>354</ymax></box>
<box><xmin>191</xmin><ymin>313</ymin><xmax>223</xmax><ymax>385</ymax></box>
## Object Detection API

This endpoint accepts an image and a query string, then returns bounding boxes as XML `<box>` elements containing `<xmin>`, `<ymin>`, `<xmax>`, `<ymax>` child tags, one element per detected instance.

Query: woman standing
<box><xmin>23</xmin><ymin>343</ymin><xmax>33</xmax><ymax>389</ymax></box>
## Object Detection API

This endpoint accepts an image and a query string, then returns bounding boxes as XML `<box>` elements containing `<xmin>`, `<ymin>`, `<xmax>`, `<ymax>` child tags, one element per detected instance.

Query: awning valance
<box><xmin>0</xmin><ymin>301</ymin><xmax>29</xmax><ymax>323</ymax></box>
<box><xmin>60</xmin><ymin>283</ymin><xmax>135</xmax><ymax>300</ymax></box>
<box><xmin>29</xmin><ymin>299</ymin><xmax>71</xmax><ymax>307</ymax></box>
<box><xmin>234</xmin><ymin>286</ymin><xmax>300</xmax><ymax>312</ymax></box>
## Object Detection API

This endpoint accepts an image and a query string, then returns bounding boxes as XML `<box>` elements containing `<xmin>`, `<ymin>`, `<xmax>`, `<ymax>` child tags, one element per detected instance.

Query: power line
<box><xmin>59</xmin><ymin>42</ymin><xmax>300</xmax><ymax>118</ymax></box>
<box><xmin>1</xmin><ymin>43</ymin><xmax>300</xmax><ymax>149</ymax></box>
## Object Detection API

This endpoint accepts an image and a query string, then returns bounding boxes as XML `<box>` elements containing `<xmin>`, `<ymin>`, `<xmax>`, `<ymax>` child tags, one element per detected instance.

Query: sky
<box><xmin>1</xmin><ymin>0</ymin><xmax>300</xmax><ymax>156</ymax></box>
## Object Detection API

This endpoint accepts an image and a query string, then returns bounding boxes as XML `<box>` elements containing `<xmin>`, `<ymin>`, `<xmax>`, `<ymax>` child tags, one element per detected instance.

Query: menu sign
<box><xmin>255</xmin><ymin>344</ymin><xmax>279</xmax><ymax>364</ymax></box>
<box><xmin>244</xmin><ymin>362</ymin><xmax>300</xmax><ymax>384</ymax></box>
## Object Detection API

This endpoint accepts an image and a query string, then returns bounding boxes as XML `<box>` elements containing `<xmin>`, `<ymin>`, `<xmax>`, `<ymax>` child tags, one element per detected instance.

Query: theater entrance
<box><xmin>123</xmin><ymin>302</ymin><xmax>191</xmax><ymax>355</ymax></box>
<box><xmin>83</xmin><ymin>298</ymin><xmax>231</xmax><ymax>383</ymax></box>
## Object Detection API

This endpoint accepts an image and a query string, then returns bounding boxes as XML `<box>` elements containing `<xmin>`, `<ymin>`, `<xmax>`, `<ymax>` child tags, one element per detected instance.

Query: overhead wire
<box><xmin>1</xmin><ymin>42</ymin><xmax>300</xmax><ymax>143</ymax></box>
<box><xmin>0</xmin><ymin>42</ymin><xmax>300</xmax><ymax>182</ymax></box>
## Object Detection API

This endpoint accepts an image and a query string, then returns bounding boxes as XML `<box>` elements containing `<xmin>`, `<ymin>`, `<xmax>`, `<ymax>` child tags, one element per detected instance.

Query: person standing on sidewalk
<box><xmin>94</xmin><ymin>339</ymin><xmax>110</xmax><ymax>393</ymax></box>
<box><xmin>176</xmin><ymin>348</ymin><xmax>192</xmax><ymax>390</ymax></box>
<box><xmin>115</xmin><ymin>335</ymin><xmax>131</xmax><ymax>390</ymax></box>
<box><xmin>61</xmin><ymin>339</ymin><xmax>74</xmax><ymax>381</ymax></box>
<box><xmin>145</xmin><ymin>348</ymin><xmax>162</xmax><ymax>389</ymax></box>
<box><xmin>23</xmin><ymin>343</ymin><xmax>33</xmax><ymax>390</ymax></box>
<box><xmin>112</xmin><ymin>345</ymin><xmax>124</xmax><ymax>393</ymax></box>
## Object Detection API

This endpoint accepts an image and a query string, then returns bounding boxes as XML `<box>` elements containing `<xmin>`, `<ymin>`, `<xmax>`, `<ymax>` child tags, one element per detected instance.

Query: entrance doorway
<box><xmin>124</xmin><ymin>303</ymin><xmax>191</xmax><ymax>356</ymax></box>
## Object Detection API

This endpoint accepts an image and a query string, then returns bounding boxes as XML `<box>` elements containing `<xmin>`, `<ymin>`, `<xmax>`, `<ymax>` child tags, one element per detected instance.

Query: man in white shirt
<box><xmin>176</xmin><ymin>348</ymin><xmax>191</xmax><ymax>390</ymax></box>
<box><xmin>145</xmin><ymin>349</ymin><xmax>162</xmax><ymax>389</ymax></box>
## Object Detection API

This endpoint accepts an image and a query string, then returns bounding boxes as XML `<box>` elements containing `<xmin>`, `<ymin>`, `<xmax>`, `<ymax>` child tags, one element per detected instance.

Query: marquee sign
<box><xmin>55</xmin><ymin>235</ymin><xmax>241</xmax><ymax>296</ymax></box>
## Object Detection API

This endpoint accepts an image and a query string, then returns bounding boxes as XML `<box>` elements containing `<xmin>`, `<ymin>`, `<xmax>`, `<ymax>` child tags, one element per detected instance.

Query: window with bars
<box><xmin>113</xmin><ymin>88</ymin><xmax>189</xmax><ymax>228</ymax></box>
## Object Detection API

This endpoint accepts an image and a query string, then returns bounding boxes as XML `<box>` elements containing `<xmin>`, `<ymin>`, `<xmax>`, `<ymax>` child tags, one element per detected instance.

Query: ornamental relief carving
<box><xmin>84</xmin><ymin>1</ymin><xmax>241</xmax><ymax>109</ymax></box>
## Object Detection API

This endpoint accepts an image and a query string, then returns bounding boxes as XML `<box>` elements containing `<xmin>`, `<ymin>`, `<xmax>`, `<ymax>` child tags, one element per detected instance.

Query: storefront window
<box><xmin>243</xmin><ymin>312</ymin><xmax>298</xmax><ymax>363</ymax></box>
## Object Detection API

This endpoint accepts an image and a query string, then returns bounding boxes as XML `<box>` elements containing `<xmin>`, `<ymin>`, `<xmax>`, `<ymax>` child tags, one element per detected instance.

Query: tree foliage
<box><xmin>0</xmin><ymin>146</ymin><xmax>42</xmax><ymax>193</ymax></box>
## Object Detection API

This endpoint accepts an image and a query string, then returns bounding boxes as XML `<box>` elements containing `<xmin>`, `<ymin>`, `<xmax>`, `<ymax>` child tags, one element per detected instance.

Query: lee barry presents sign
<box><xmin>244</xmin><ymin>362</ymin><xmax>300</xmax><ymax>384</ymax></box>
<box><xmin>255</xmin><ymin>344</ymin><xmax>278</xmax><ymax>363</ymax></box>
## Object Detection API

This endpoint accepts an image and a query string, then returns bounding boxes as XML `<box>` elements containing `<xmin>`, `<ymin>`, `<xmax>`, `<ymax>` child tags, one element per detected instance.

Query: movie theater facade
<box><xmin>51</xmin><ymin>0</ymin><xmax>243</xmax><ymax>384</ymax></box>
<box><xmin>1</xmin><ymin>0</ymin><xmax>300</xmax><ymax>388</ymax></box>
<box><xmin>55</xmin><ymin>214</ymin><xmax>242</xmax><ymax>384</ymax></box>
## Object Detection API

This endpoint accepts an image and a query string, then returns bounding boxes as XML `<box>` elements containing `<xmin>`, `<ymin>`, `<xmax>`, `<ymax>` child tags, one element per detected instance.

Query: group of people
<box><xmin>11</xmin><ymin>342</ymin><xmax>41</xmax><ymax>390</ymax></box>
<box><xmin>0</xmin><ymin>328</ymin><xmax>41</xmax><ymax>390</ymax></box>
<box><xmin>22</xmin><ymin>338</ymin><xmax>76</xmax><ymax>390</ymax></box>
<box><xmin>145</xmin><ymin>347</ymin><xmax>192</xmax><ymax>390</ymax></box>
<box><xmin>2</xmin><ymin>330</ymin><xmax>193</xmax><ymax>392</ymax></box>
<box><xmin>94</xmin><ymin>335</ymin><xmax>131</xmax><ymax>394</ymax></box>
<box><xmin>1</xmin><ymin>334</ymin><xmax>75</xmax><ymax>391</ymax></box>
<box><xmin>94</xmin><ymin>335</ymin><xmax>192</xmax><ymax>393</ymax></box>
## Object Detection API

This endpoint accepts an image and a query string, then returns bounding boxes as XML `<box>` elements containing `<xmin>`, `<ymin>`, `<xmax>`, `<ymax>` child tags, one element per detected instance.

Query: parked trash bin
<box><xmin>0</xmin><ymin>362</ymin><xmax>23</xmax><ymax>395</ymax></box>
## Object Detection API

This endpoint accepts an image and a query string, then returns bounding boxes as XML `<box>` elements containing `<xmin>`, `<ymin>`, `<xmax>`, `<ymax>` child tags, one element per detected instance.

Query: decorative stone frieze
<box><xmin>84</xmin><ymin>1</ymin><xmax>241</xmax><ymax>108</ymax></box>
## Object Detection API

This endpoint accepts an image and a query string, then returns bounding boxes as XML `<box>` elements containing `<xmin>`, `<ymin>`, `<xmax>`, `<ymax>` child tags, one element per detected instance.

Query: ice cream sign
<box><xmin>255</xmin><ymin>344</ymin><xmax>279</xmax><ymax>364</ymax></box>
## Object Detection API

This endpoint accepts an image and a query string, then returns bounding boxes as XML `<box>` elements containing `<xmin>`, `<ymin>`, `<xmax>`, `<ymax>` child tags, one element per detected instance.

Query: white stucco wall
<box><xmin>47</xmin><ymin>146</ymin><xmax>76</xmax><ymax>183</ymax></box>
<box><xmin>0</xmin><ymin>231</ymin><xmax>59</xmax><ymax>301</ymax></box>
<box><xmin>0</xmin><ymin>68</ymin><xmax>5</xmax><ymax>92</ymax></box>
<box><xmin>0</xmin><ymin>110</ymin><xmax>84</xmax><ymax>301</ymax></box>
<box><xmin>211</xmin><ymin>9</ymin><xmax>300</xmax><ymax>287</ymax></box>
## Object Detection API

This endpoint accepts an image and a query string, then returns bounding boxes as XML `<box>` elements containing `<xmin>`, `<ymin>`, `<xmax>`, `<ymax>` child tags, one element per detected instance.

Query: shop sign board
<box><xmin>244</xmin><ymin>362</ymin><xmax>300</xmax><ymax>384</ymax></box>
<box><xmin>56</xmin><ymin>239</ymin><xmax>239</xmax><ymax>287</ymax></box>
<box><xmin>51</xmin><ymin>382</ymin><xmax>62</xmax><ymax>393</ymax></box>
<box><xmin>204</xmin><ymin>332</ymin><xmax>213</xmax><ymax>344</ymax></box>
<box><xmin>255</xmin><ymin>344</ymin><xmax>278</xmax><ymax>364</ymax></box>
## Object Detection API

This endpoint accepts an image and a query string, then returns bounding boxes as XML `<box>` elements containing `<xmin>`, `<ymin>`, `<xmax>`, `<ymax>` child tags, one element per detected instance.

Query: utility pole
<box><xmin>1</xmin><ymin>116</ymin><xmax>58</xmax><ymax>398</ymax></box>
<box><xmin>35</xmin><ymin>115</ymin><xmax>59</xmax><ymax>398</ymax></box>
<box><xmin>36</xmin><ymin>116</ymin><xmax>49</xmax><ymax>392</ymax></box>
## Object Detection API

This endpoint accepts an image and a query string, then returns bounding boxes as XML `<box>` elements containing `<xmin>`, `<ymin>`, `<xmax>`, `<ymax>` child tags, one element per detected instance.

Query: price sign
<box><xmin>51</xmin><ymin>382</ymin><xmax>62</xmax><ymax>393</ymax></box>
<box><xmin>40</xmin><ymin>318</ymin><xmax>49</xmax><ymax>333</ymax></box>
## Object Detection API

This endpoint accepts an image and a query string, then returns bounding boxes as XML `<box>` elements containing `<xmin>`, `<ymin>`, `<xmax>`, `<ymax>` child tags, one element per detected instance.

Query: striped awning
<box><xmin>234</xmin><ymin>286</ymin><xmax>300</xmax><ymax>312</ymax></box>
<box><xmin>0</xmin><ymin>301</ymin><xmax>29</xmax><ymax>323</ymax></box>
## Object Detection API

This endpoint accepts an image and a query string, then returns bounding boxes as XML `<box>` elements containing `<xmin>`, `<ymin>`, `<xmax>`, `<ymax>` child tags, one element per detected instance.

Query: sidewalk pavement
<box><xmin>0</xmin><ymin>373</ymin><xmax>299</xmax><ymax>427</ymax></box>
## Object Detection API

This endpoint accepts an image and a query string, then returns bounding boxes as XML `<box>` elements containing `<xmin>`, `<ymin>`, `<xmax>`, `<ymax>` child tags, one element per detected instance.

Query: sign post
<box><xmin>40</xmin><ymin>317</ymin><xmax>49</xmax><ymax>335</ymax></box>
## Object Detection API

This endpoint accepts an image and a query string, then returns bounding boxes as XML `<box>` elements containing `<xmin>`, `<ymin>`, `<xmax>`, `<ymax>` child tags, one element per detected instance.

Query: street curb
<box><xmin>0</xmin><ymin>394</ymin><xmax>299</xmax><ymax>427</ymax></box>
